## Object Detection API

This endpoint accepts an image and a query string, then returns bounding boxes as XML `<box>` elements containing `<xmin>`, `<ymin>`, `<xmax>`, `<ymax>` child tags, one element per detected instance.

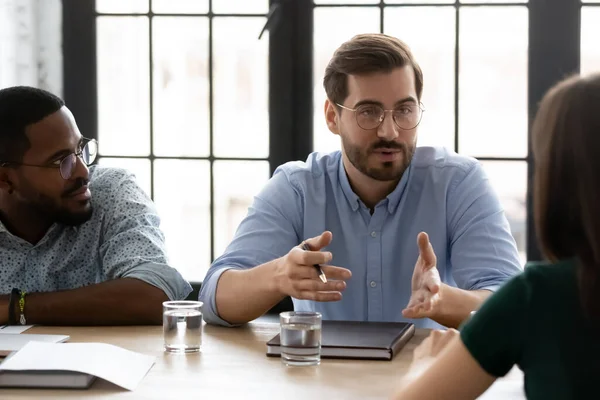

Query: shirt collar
<box><xmin>337</xmin><ymin>154</ymin><xmax>412</xmax><ymax>214</ymax></box>
<box><xmin>337</xmin><ymin>155</ymin><xmax>361</xmax><ymax>212</ymax></box>
<box><xmin>386</xmin><ymin>163</ymin><xmax>411</xmax><ymax>214</ymax></box>
<box><xmin>0</xmin><ymin>218</ymin><xmax>64</xmax><ymax>246</ymax></box>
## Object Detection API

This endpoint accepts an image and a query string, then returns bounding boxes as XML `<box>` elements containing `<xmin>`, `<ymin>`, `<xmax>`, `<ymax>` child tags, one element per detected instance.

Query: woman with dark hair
<box><xmin>392</xmin><ymin>73</ymin><xmax>600</xmax><ymax>399</ymax></box>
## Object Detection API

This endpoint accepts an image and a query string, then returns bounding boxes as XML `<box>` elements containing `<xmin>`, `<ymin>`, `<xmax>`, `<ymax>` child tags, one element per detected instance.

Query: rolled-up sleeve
<box><xmin>447</xmin><ymin>161</ymin><xmax>523</xmax><ymax>292</ymax></box>
<box><xmin>98</xmin><ymin>170</ymin><xmax>192</xmax><ymax>300</ymax></box>
<box><xmin>199</xmin><ymin>167</ymin><xmax>303</xmax><ymax>326</ymax></box>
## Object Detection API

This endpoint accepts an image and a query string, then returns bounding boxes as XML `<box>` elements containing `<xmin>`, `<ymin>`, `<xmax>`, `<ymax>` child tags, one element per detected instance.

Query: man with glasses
<box><xmin>0</xmin><ymin>86</ymin><xmax>192</xmax><ymax>326</ymax></box>
<box><xmin>200</xmin><ymin>33</ymin><xmax>522</xmax><ymax>329</ymax></box>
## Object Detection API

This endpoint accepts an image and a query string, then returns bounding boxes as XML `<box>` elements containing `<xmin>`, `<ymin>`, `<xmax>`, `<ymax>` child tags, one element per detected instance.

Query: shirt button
<box><xmin>370</xmin><ymin>281</ymin><xmax>377</xmax><ymax>288</ymax></box>
<box><xmin>370</xmin><ymin>231</ymin><xmax>377</xmax><ymax>238</ymax></box>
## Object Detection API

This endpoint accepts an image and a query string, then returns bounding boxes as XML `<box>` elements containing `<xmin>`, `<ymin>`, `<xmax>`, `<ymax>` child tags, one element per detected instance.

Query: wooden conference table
<box><xmin>0</xmin><ymin>318</ymin><xmax>525</xmax><ymax>399</ymax></box>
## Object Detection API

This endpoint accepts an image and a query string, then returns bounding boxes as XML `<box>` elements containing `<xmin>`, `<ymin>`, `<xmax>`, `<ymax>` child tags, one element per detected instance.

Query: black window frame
<box><xmin>62</xmin><ymin>0</ymin><xmax>582</xmax><ymax>304</ymax></box>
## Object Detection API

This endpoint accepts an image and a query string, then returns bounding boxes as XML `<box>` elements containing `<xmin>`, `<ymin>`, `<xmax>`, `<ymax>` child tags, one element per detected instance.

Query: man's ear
<box><xmin>324</xmin><ymin>99</ymin><xmax>341</xmax><ymax>135</ymax></box>
<box><xmin>0</xmin><ymin>167</ymin><xmax>14</xmax><ymax>193</ymax></box>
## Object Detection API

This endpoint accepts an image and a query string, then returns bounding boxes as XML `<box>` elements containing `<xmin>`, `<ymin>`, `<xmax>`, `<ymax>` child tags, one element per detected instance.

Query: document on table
<box><xmin>0</xmin><ymin>341</ymin><xmax>156</xmax><ymax>391</ymax></box>
<box><xmin>0</xmin><ymin>325</ymin><xmax>34</xmax><ymax>334</ymax></box>
<box><xmin>0</xmin><ymin>333</ymin><xmax>70</xmax><ymax>356</ymax></box>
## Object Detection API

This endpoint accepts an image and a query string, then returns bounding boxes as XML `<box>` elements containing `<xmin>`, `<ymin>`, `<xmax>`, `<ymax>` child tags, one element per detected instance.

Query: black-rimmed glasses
<box><xmin>336</xmin><ymin>102</ymin><xmax>425</xmax><ymax>131</ymax></box>
<box><xmin>0</xmin><ymin>138</ymin><xmax>98</xmax><ymax>180</ymax></box>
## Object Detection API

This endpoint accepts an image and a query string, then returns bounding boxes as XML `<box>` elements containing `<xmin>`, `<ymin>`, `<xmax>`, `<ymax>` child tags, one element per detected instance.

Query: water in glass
<box><xmin>280</xmin><ymin>322</ymin><xmax>322</xmax><ymax>366</ymax></box>
<box><xmin>163</xmin><ymin>309</ymin><xmax>202</xmax><ymax>353</ymax></box>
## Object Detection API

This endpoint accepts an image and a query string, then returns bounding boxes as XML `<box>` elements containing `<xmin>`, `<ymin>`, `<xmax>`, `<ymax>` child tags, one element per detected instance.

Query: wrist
<box><xmin>429</xmin><ymin>284</ymin><xmax>465</xmax><ymax>328</ymax></box>
<box><xmin>7</xmin><ymin>288</ymin><xmax>20</xmax><ymax>325</ymax></box>
<box><xmin>0</xmin><ymin>295</ymin><xmax>8</xmax><ymax>325</ymax></box>
<box><xmin>433</xmin><ymin>284</ymin><xmax>486</xmax><ymax>328</ymax></box>
<box><xmin>270</xmin><ymin>257</ymin><xmax>286</xmax><ymax>297</ymax></box>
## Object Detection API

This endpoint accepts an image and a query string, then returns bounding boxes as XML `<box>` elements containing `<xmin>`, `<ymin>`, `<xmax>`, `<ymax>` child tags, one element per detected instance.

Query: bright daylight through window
<box><xmin>92</xmin><ymin>0</ymin><xmax>579</xmax><ymax>281</ymax></box>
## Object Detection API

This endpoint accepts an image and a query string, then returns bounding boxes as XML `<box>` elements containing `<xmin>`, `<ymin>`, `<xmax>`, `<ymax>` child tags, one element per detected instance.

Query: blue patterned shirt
<box><xmin>200</xmin><ymin>147</ymin><xmax>523</xmax><ymax>329</ymax></box>
<box><xmin>0</xmin><ymin>166</ymin><xmax>192</xmax><ymax>300</ymax></box>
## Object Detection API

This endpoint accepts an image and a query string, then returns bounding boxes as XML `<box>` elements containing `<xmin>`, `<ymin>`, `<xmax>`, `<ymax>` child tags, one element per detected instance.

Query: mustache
<box><xmin>370</xmin><ymin>141</ymin><xmax>407</xmax><ymax>152</ymax></box>
<box><xmin>63</xmin><ymin>178</ymin><xmax>89</xmax><ymax>197</ymax></box>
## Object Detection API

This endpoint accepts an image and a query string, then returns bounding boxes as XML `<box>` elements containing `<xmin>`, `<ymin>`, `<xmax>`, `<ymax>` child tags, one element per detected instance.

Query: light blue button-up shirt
<box><xmin>0</xmin><ymin>166</ymin><xmax>192</xmax><ymax>300</ymax></box>
<box><xmin>200</xmin><ymin>147</ymin><xmax>522</xmax><ymax>329</ymax></box>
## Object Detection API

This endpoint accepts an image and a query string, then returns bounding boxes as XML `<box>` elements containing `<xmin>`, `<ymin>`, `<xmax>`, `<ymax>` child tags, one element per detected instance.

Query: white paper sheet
<box><xmin>0</xmin><ymin>341</ymin><xmax>155</xmax><ymax>391</ymax></box>
<box><xmin>0</xmin><ymin>325</ymin><xmax>34</xmax><ymax>334</ymax></box>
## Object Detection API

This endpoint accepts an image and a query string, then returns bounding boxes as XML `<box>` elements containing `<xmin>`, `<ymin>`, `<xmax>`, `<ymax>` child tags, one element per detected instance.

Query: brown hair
<box><xmin>323</xmin><ymin>33</ymin><xmax>424</xmax><ymax>105</ymax></box>
<box><xmin>532</xmin><ymin>72</ymin><xmax>600</xmax><ymax>321</ymax></box>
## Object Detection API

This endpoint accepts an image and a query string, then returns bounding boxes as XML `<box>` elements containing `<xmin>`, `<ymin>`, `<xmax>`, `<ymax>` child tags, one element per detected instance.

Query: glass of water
<box><xmin>279</xmin><ymin>311</ymin><xmax>322</xmax><ymax>366</ymax></box>
<box><xmin>163</xmin><ymin>300</ymin><xmax>203</xmax><ymax>353</ymax></box>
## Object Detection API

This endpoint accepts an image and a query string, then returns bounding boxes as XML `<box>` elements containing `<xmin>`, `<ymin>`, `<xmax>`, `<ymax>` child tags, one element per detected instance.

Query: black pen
<box><xmin>301</xmin><ymin>242</ymin><xmax>328</xmax><ymax>283</ymax></box>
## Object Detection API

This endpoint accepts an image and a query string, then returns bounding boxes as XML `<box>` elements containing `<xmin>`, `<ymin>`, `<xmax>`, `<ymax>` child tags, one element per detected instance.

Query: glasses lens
<box><xmin>355</xmin><ymin>104</ymin><xmax>384</xmax><ymax>130</ymax></box>
<box><xmin>81</xmin><ymin>140</ymin><xmax>98</xmax><ymax>165</ymax></box>
<box><xmin>59</xmin><ymin>154</ymin><xmax>75</xmax><ymax>180</ymax></box>
<box><xmin>393</xmin><ymin>104</ymin><xmax>423</xmax><ymax>130</ymax></box>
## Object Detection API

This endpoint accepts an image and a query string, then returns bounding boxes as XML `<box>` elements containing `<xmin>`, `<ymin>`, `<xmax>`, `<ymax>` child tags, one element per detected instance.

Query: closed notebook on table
<box><xmin>266</xmin><ymin>320</ymin><xmax>415</xmax><ymax>361</ymax></box>
<box><xmin>0</xmin><ymin>367</ymin><xmax>96</xmax><ymax>389</ymax></box>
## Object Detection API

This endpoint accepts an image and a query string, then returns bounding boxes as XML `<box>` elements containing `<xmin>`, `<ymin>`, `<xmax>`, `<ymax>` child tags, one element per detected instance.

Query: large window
<box><xmin>312</xmin><ymin>1</ymin><xmax>529</xmax><ymax>263</ymax></box>
<box><xmin>62</xmin><ymin>0</ymin><xmax>585</xmax><ymax>286</ymax></box>
<box><xmin>93</xmin><ymin>0</ymin><xmax>270</xmax><ymax>282</ymax></box>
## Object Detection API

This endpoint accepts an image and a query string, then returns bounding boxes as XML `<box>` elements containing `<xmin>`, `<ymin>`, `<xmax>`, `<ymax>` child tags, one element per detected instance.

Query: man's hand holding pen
<box><xmin>273</xmin><ymin>231</ymin><xmax>352</xmax><ymax>302</ymax></box>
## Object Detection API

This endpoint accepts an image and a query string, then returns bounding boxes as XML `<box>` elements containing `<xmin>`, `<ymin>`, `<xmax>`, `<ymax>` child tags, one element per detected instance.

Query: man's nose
<box><xmin>70</xmin><ymin>154</ymin><xmax>89</xmax><ymax>181</ymax></box>
<box><xmin>377</xmin><ymin>111</ymin><xmax>399</xmax><ymax>141</ymax></box>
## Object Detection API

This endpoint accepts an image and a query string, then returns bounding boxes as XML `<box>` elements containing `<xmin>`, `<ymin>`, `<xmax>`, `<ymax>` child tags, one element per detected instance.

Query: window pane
<box><xmin>213</xmin><ymin>18</ymin><xmax>269</xmax><ymax>158</ymax></box>
<box><xmin>461</xmin><ymin>0</ymin><xmax>527</xmax><ymax>3</ymax></box>
<box><xmin>313</xmin><ymin>7</ymin><xmax>380</xmax><ymax>153</ymax></box>
<box><xmin>315</xmin><ymin>0</ymin><xmax>379</xmax><ymax>4</ymax></box>
<box><xmin>386</xmin><ymin>0</ymin><xmax>453</xmax><ymax>4</ymax></box>
<box><xmin>97</xmin><ymin>157</ymin><xmax>151</xmax><ymax>197</ymax></box>
<box><xmin>96</xmin><ymin>0</ymin><xmax>148</xmax><ymax>13</ymax></box>
<box><xmin>152</xmin><ymin>0</ymin><xmax>208</xmax><ymax>13</ymax></box>
<box><xmin>581</xmin><ymin>7</ymin><xmax>600</xmax><ymax>74</ymax></box>
<box><xmin>459</xmin><ymin>7</ymin><xmax>528</xmax><ymax>158</ymax></box>
<box><xmin>480</xmin><ymin>161</ymin><xmax>527</xmax><ymax>266</ymax></box>
<box><xmin>152</xmin><ymin>17</ymin><xmax>209</xmax><ymax>157</ymax></box>
<box><xmin>154</xmin><ymin>160</ymin><xmax>211</xmax><ymax>282</ymax></box>
<box><xmin>384</xmin><ymin>7</ymin><xmax>455</xmax><ymax>150</ymax></box>
<box><xmin>213</xmin><ymin>0</ymin><xmax>269</xmax><ymax>13</ymax></box>
<box><xmin>97</xmin><ymin>17</ymin><xmax>150</xmax><ymax>156</ymax></box>
<box><xmin>213</xmin><ymin>161</ymin><xmax>270</xmax><ymax>257</ymax></box>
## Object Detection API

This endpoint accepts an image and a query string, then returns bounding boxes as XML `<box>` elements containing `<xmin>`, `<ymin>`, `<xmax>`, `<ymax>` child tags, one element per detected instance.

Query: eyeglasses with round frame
<box><xmin>0</xmin><ymin>138</ymin><xmax>98</xmax><ymax>180</ymax></box>
<box><xmin>336</xmin><ymin>102</ymin><xmax>425</xmax><ymax>131</ymax></box>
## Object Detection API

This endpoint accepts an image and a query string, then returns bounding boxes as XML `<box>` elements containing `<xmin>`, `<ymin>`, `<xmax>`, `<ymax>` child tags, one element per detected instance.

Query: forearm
<box><xmin>215</xmin><ymin>259</ymin><xmax>286</xmax><ymax>325</ymax></box>
<box><xmin>431</xmin><ymin>285</ymin><xmax>491</xmax><ymax>328</ymax></box>
<box><xmin>18</xmin><ymin>278</ymin><xmax>168</xmax><ymax>326</ymax></box>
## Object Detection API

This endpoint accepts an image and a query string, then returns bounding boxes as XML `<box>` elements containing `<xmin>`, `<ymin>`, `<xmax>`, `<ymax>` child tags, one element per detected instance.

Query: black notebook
<box><xmin>266</xmin><ymin>320</ymin><xmax>415</xmax><ymax>361</ymax></box>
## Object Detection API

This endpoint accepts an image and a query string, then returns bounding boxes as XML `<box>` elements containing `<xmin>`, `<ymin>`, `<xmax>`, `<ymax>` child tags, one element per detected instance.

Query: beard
<box><xmin>342</xmin><ymin>136</ymin><xmax>415</xmax><ymax>182</ymax></box>
<box><xmin>52</xmin><ymin>203</ymin><xmax>93</xmax><ymax>226</ymax></box>
<box><xmin>20</xmin><ymin>178</ymin><xmax>94</xmax><ymax>227</ymax></box>
<box><xmin>25</xmin><ymin>194</ymin><xmax>94</xmax><ymax>226</ymax></box>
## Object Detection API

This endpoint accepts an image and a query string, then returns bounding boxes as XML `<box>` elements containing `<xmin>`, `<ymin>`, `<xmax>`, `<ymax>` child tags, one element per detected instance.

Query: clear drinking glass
<box><xmin>279</xmin><ymin>311</ymin><xmax>322</xmax><ymax>366</ymax></box>
<box><xmin>163</xmin><ymin>301</ymin><xmax>203</xmax><ymax>353</ymax></box>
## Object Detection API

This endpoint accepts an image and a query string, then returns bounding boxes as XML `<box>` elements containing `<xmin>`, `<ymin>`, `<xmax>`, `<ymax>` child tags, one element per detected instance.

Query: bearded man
<box><xmin>0</xmin><ymin>86</ymin><xmax>192</xmax><ymax>326</ymax></box>
<box><xmin>199</xmin><ymin>34</ymin><xmax>522</xmax><ymax>329</ymax></box>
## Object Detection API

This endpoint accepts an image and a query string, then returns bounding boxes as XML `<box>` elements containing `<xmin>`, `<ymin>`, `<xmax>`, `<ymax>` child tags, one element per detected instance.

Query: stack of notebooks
<box><xmin>266</xmin><ymin>320</ymin><xmax>415</xmax><ymax>361</ymax></box>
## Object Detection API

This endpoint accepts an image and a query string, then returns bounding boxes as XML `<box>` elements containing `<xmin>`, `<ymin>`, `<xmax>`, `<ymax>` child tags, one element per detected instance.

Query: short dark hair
<box><xmin>532</xmin><ymin>72</ymin><xmax>600</xmax><ymax>321</ymax></box>
<box><xmin>323</xmin><ymin>33</ymin><xmax>424</xmax><ymax>106</ymax></box>
<box><xmin>0</xmin><ymin>86</ymin><xmax>65</xmax><ymax>163</ymax></box>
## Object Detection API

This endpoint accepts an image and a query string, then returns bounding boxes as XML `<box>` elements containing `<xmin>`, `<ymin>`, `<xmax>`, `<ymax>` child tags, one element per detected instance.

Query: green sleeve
<box><xmin>460</xmin><ymin>273</ymin><xmax>529</xmax><ymax>377</ymax></box>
